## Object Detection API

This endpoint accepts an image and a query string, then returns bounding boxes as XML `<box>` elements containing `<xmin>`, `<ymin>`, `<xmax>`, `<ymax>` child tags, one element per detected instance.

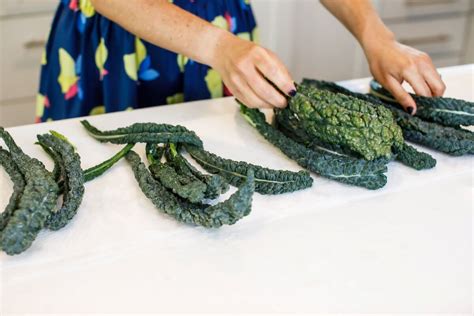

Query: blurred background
<box><xmin>0</xmin><ymin>0</ymin><xmax>473</xmax><ymax>127</ymax></box>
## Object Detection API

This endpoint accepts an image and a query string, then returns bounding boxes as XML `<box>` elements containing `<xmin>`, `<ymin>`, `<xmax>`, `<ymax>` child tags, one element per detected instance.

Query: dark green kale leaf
<box><xmin>126</xmin><ymin>150</ymin><xmax>254</xmax><ymax>228</ymax></box>
<box><xmin>0</xmin><ymin>128</ymin><xmax>59</xmax><ymax>255</ymax></box>
<box><xmin>149</xmin><ymin>161</ymin><xmax>207</xmax><ymax>203</ymax></box>
<box><xmin>370</xmin><ymin>79</ymin><xmax>474</xmax><ymax>127</ymax></box>
<box><xmin>145</xmin><ymin>142</ymin><xmax>165</xmax><ymax>165</ymax></box>
<box><xmin>303</xmin><ymin>79</ymin><xmax>473</xmax><ymax>156</ymax></box>
<box><xmin>185</xmin><ymin>144</ymin><xmax>314</xmax><ymax>194</ymax></box>
<box><xmin>240</xmin><ymin>105</ymin><xmax>388</xmax><ymax>190</ymax></box>
<box><xmin>37</xmin><ymin>132</ymin><xmax>85</xmax><ymax>231</ymax></box>
<box><xmin>392</xmin><ymin>142</ymin><xmax>436</xmax><ymax>170</ymax></box>
<box><xmin>288</xmin><ymin>83</ymin><xmax>403</xmax><ymax>160</ymax></box>
<box><xmin>37</xmin><ymin>142</ymin><xmax>62</xmax><ymax>182</ymax></box>
<box><xmin>0</xmin><ymin>148</ymin><xmax>25</xmax><ymax>232</ymax></box>
<box><xmin>83</xmin><ymin>143</ymin><xmax>135</xmax><ymax>182</ymax></box>
<box><xmin>81</xmin><ymin>120</ymin><xmax>203</xmax><ymax>147</ymax></box>
<box><xmin>163</xmin><ymin>143</ymin><xmax>229</xmax><ymax>200</ymax></box>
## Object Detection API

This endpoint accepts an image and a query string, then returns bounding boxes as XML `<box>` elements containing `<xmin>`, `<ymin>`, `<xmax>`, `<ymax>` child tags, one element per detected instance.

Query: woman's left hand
<box><xmin>364</xmin><ymin>38</ymin><xmax>446</xmax><ymax>115</ymax></box>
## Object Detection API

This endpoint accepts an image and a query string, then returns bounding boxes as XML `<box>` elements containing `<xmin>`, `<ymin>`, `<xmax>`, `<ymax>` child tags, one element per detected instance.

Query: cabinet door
<box><xmin>0</xmin><ymin>0</ymin><xmax>57</xmax><ymax>17</ymax></box>
<box><xmin>378</xmin><ymin>0</ymin><xmax>471</xmax><ymax>20</ymax></box>
<box><xmin>388</xmin><ymin>16</ymin><xmax>467</xmax><ymax>55</ymax></box>
<box><xmin>0</xmin><ymin>97</ymin><xmax>36</xmax><ymax>127</ymax></box>
<box><xmin>0</xmin><ymin>14</ymin><xmax>53</xmax><ymax>102</ymax></box>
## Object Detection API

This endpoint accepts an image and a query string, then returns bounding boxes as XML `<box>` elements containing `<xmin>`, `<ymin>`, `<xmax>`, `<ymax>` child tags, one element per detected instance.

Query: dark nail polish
<box><xmin>288</xmin><ymin>89</ymin><xmax>297</xmax><ymax>97</ymax></box>
<box><xmin>407</xmin><ymin>106</ymin><xmax>414</xmax><ymax>115</ymax></box>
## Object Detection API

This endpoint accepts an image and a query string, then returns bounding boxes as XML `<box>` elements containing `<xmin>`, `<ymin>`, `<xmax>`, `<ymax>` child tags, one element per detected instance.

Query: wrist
<box><xmin>359</xmin><ymin>18</ymin><xmax>395</xmax><ymax>55</ymax></box>
<box><xmin>201</xmin><ymin>27</ymin><xmax>234</xmax><ymax>69</ymax></box>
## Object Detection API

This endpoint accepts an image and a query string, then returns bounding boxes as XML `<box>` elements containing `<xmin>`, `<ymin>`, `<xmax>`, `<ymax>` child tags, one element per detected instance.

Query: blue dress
<box><xmin>36</xmin><ymin>0</ymin><xmax>258</xmax><ymax>122</ymax></box>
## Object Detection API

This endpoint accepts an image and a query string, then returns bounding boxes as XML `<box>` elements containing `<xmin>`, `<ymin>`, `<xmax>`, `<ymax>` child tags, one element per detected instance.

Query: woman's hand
<box><xmin>320</xmin><ymin>0</ymin><xmax>446</xmax><ymax>115</ymax></box>
<box><xmin>210</xmin><ymin>32</ymin><xmax>296</xmax><ymax>109</ymax></box>
<box><xmin>364</xmin><ymin>38</ymin><xmax>445</xmax><ymax>114</ymax></box>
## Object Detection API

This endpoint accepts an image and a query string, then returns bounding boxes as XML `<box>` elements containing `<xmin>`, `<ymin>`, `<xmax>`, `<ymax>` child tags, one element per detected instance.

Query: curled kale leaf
<box><xmin>0</xmin><ymin>128</ymin><xmax>59</xmax><ymax>255</ymax></box>
<box><xmin>370</xmin><ymin>79</ymin><xmax>474</xmax><ymax>127</ymax></box>
<box><xmin>37</xmin><ymin>132</ymin><xmax>85</xmax><ymax>231</ymax></box>
<box><xmin>288</xmin><ymin>83</ymin><xmax>403</xmax><ymax>160</ymax></box>
<box><xmin>126</xmin><ymin>150</ymin><xmax>254</xmax><ymax>228</ymax></box>
<box><xmin>303</xmin><ymin>79</ymin><xmax>466</xmax><ymax>158</ymax></box>
<box><xmin>81</xmin><ymin>120</ymin><xmax>203</xmax><ymax>147</ymax></box>
<box><xmin>149</xmin><ymin>161</ymin><xmax>207</xmax><ymax>203</ymax></box>
<box><xmin>163</xmin><ymin>144</ymin><xmax>229</xmax><ymax>200</ymax></box>
<box><xmin>392</xmin><ymin>142</ymin><xmax>436</xmax><ymax>170</ymax></box>
<box><xmin>0</xmin><ymin>148</ymin><xmax>25</xmax><ymax>232</ymax></box>
<box><xmin>240</xmin><ymin>105</ymin><xmax>388</xmax><ymax>190</ymax></box>
<box><xmin>185</xmin><ymin>144</ymin><xmax>313</xmax><ymax>195</ymax></box>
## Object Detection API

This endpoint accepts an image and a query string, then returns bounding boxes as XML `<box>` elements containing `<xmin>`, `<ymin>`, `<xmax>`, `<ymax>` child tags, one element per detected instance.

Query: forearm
<box><xmin>319</xmin><ymin>0</ymin><xmax>394</xmax><ymax>50</ymax></box>
<box><xmin>90</xmin><ymin>0</ymin><xmax>228</xmax><ymax>66</ymax></box>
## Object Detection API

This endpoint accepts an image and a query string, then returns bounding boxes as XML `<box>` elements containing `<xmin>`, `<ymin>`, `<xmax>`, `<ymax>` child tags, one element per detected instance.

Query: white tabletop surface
<box><xmin>1</xmin><ymin>65</ymin><xmax>473</xmax><ymax>314</ymax></box>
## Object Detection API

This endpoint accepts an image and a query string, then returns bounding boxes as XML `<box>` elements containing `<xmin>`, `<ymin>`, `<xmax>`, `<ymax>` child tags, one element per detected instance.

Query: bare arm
<box><xmin>91</xmin><ymin>0</ymin><xmax>295</xmax><ymax>108</ymax></box>
<box><xmin>320</xmin><ymin>0</ymin><xmax>445</xmax><ymax>114</ymax></box>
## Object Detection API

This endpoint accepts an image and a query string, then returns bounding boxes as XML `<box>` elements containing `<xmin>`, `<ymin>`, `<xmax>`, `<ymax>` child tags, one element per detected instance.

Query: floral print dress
<box><xmin>36</xmin><ymin>0</ymin><xmax>258</xmax><ymax>122</ymax></box>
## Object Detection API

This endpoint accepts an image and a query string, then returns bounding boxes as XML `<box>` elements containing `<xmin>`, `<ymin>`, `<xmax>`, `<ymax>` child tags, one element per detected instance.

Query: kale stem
<box><xmin>84</xmin><ymin>143</ymin><xmax>135</xmax><ymax>182</ymax></box>
<box><xmin>169</xmin><ymin>143</ymin><xmax>178</xmax><ymax>157</ymax></box>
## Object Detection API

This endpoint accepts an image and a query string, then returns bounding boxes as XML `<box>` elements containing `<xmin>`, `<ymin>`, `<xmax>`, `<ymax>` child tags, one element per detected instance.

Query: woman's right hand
<box><xmin>210</xmin><ymin>32</ymin><xmax>296</xmax><ymax>109</ymax></box>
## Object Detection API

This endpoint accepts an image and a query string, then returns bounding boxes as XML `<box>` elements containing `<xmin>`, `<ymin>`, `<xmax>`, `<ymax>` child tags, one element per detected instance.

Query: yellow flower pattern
<box><xmin>89</xmin><ymin>105</ymin><xmax>106</xmax><ymax>116</ymax></box>
<box><xmin>205</xmin><ymin>69</ymin><xmax>223</xmax><ymax>99</ymax></box>
<box><xmin>166</xmin><ymin>93</ymin><xmax>184</xmax><ymax>105</ymax></box>
<box><xmin>95</xmin><ymin>38</ymin><xmax>108</xmax><ymax>79</ymax></box>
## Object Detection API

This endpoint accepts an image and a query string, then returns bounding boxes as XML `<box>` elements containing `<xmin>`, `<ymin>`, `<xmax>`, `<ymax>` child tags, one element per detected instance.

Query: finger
<box><xmin>245</xmin><ymin>68</ymin><xmax>287</xmax><ymax>108</ymax></box>
<box><xmin>226</xmin><ymin>74</ymin><xmax>273</xmax><ymax>109</ymax></box>
<box><xmin>403</xmin><ymin>68</ymin><xmax>432</xmax><ymax>97</ymax></box>
<box><xmin>384</xmin><ymin>76</ymin><xmax>417</xmax><ymax>115</ymax></box>
<box><xmin>420</xmin><ymin>66</ymin><xmax>446</xmax><ymax>97</ymax></box>
<box><xmin>255</xmin><ymin>50</ymin><xmax>296</xmax><ymax>96</ymax></box>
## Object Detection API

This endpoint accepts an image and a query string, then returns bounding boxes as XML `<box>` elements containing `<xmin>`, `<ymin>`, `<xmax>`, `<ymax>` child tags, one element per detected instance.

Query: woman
<box><xmin>36</xmin><ymin>0</ymin><xmax>445</xmax><ymax>122</ymax></box>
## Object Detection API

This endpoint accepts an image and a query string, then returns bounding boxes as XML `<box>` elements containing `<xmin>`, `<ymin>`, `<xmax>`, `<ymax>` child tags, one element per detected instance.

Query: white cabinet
<box><xmin>0</xmin><ymin>0</ymin><xmax>57</xmax><ymax>17</ymax></box>
<box><xmin>0</xmin><ymin>14</ymin><xmax>53</xmax><ymax>101</ymax></box>
<box><xmin>252</xmin><ymin>0</ymin><xmax>472</xmax><ymax>82</ymax></box>
<box><xmin>0</xmin><ymin>2</ymin><xmax>55</xmax><ymax>127</ymax></box>
<box><xmin>377</xmin><ymin>0</ymin><xmax>471</xmax><ymax>20</ymax></box>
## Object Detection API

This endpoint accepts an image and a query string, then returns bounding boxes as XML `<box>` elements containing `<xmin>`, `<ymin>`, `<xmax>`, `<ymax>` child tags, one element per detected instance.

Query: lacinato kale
<box><xmin>149</xmin><ymin>161</ymin><xmax>207</xmax><ymax>203</ymax></box>
<box><xmin>37</xmin><ymin>132</ymin><xmax>85</xmax><ymax>231</ymax></box>
<box><xmin>370</xmin><ymin>79</ymin><xmax>474</xmax><ymax>127</ymax></box>
<box><xmin>81</xmin><ymin>120</ymin><xmax>203</xmax><ymax>148</ymax></box>
<box><xmin>303</xmin><ymin>78</ymin><xmax>473</xmax><ymax>156</ymax></box>
<box><xmin>163</xmin><ymin>143</ymin><xmax>229</xmax><ymax>200</ymax></box>
<box><xmin>0</xmin><ymin>148</ymin><xmax>25</xmax><ymax>232</ymax></box>
<box><xmin>0</xmin><ymin>128</ymin><xmax>59</xmax><ymax>255</ymax></box>
<box><xmin>185</xmin><ymin>145</ymin><xmax>314</xmax><ymax>194</ymax></box>
<box><xmin>240</xmin><ymin>105</ymin><xmax>388</xmax><ymax>189</ymax></box>
<box><xmin>126</xmin><ymin>150</ymin><xmax>254</xmax><ymax>228</ymax></box>
<box><xmin>392</xmin><ymin>142</ymin><xmax>436</xmax><ymax>170</ymax></box>
<box><xmin>288</xmin><ymin>83</ymin><xmax>403</xmax><ymax>160</ymax></box>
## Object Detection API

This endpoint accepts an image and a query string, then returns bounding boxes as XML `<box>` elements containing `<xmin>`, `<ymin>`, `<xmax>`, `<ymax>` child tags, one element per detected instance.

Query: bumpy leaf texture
<box><xmin>239</xmin><ymin>105</ymin><xmax>388</xmax><ymax>190</ymax></box>
<box><xmin>303</xmin><ymin>79</ymin><xmax>474</xmax><ymax>156</ymax></box>
<box><xmin>81</xmin><ymin>120</ymin><xmax>203</xmax><ymax>147</ymax></box>
<box><xmin>276</xmin><ymin>102</ymin><xmax>435</xmax><ymax>171</ymax></box>
<box><xmin>37</xmin><ymin>132</ymin><xmax>85</xmax><ymax>231</ymax></box>
<box><xmin>126</xmin><ymin>150</ymin><xmax>254</xmax><ymax>228</ymax></box>
<box><xmin>185</xmin><ymin>145</ymin><xmax>314</xmax><ymax>194</ymax></box>
<box><xmin>163</xmin><ymin>144</ymin><xmax>229</xmax><ymax>200</ymax></box>
<box><xmin>289</xmin><ymin>83</ymin><xmax>403</xmax><ymax>160</ymax></box>
<box><xmin>0</xmin><ymin>128</ymin><xmax>59</xmax><ymax>255</ymax></box>
<box><xmin>370</xmin><ymin>79</ymin><xmax>474</xmax><ymax>127</ymax></box>
<box><xmin>0</xmin><ymin>148</ymin><xmax>25</xmax><ymax>231</ymax></box>
<box><xmin>149</xmin><ymin>162</ymin><xmax>207</xmax><ymax>203</ymax></box>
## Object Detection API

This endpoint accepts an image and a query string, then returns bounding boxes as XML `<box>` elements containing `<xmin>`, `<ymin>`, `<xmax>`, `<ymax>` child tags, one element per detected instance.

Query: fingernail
<box><xmin>407</xmin><ymin>106</ymin><xmax>414</xmax><ymax>115</ymax></box>
<box><xmin>288</xmin><ymin>89</ymin><xmax>297</xmax><ymax>97</ymax></box>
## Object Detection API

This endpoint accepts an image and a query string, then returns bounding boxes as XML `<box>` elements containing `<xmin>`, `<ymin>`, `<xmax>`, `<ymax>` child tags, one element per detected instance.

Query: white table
<box><xmin>1</xmin><ymin>65</ymin><xmax>473</xmax><ymax>313</ymax></box>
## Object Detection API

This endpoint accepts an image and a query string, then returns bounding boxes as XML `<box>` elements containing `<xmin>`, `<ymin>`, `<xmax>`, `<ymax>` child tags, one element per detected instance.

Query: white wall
<box><xmin>252</xmin><ymin>0</ymin><xmax>367</xmax><ymax>82</ymax></box>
